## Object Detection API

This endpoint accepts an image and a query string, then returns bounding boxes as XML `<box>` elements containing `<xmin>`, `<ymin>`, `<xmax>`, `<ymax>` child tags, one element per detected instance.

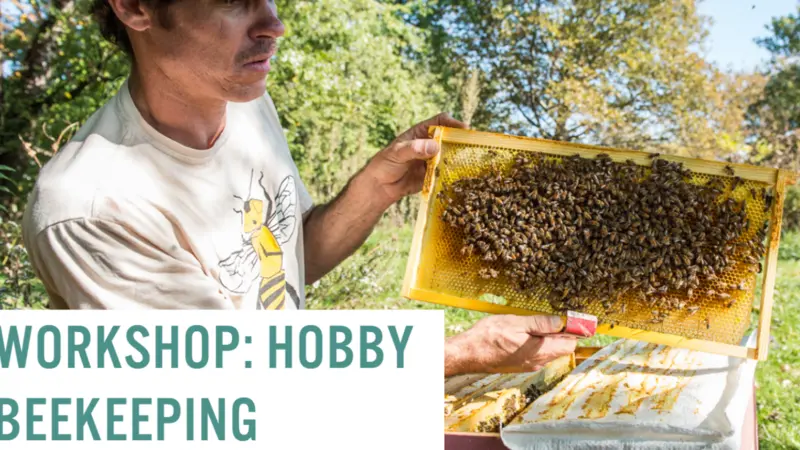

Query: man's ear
<box><xmin>106</xmin><ymin>0</ymin><xmax>154</xmax><ymax>32</ymax></box>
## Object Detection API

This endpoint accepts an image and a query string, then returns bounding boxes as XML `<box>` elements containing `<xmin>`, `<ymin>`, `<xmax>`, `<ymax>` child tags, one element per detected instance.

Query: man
<box><xmin>22</xmin><ymin>0</ymin><xmax>577</xmax><ymax>376</ymax></box>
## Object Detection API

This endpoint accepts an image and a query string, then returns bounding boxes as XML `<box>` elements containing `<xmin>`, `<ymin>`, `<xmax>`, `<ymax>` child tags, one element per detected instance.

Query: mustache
<box><xmin>236</xmin><ymin>39</ymin><xmax>278</xmax><ymax>64</ymax></box>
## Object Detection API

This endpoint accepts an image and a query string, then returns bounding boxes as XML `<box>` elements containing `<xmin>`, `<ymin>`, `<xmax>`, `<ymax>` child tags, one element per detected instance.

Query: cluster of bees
<box><xmin>439</xmin><ymin>152</ymin><xmax>772</xmax><ymax>320</ymax></box>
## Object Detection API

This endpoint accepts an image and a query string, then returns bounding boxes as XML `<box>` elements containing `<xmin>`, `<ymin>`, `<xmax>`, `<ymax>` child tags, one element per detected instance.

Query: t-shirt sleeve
<box><xmin>298</xmin><ymin>178</ymin><xmax>315</xmax><ymax>219</ymax></box>
<box><xmin>259</xmin><ymin>90</ymin><xmax>315</xmax><ymax>216</ymax></box>
<box><xmin>27</xmin><ymin>218</ymin><xmax>235</xmax><ymax>310</ymax></box>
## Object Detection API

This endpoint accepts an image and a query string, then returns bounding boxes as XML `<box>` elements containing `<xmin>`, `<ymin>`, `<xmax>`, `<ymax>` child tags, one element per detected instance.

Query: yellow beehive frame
<box><xmin>402</xmin><ymin>126</ymin><xmax>798</xmax><ymax>361</ymax></box>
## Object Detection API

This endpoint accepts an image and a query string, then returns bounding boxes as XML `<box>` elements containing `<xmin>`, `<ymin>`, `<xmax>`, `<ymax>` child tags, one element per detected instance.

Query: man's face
<box><xmin>136</xmin><ymin>0</ymin><xmax>285</xmax><ymax>103</ymax></box>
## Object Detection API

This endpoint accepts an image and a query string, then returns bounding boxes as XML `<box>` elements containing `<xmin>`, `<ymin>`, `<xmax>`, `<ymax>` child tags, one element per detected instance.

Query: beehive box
<box><xmin>444</xmin><ymin>354</ymin><xmax>576</xmax><ymax>433</ymax></box>
<box><xmin>403</xmin><ymin>127</ymin><xmax>798</xmax><ymax>360</ymax></box>
<box><xmin>443</xmin><ymin>348</ymin><xmax>608</xmax><ymax>438</ymax></box>
<box><xmin>443</xmin><ymin>347</ymin><xmax>759</xmax><ymax>450</ymax></box>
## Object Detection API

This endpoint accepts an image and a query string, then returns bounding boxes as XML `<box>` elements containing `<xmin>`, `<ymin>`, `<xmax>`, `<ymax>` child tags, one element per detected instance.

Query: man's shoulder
<box><xmin>22</xmin><ymin>94</ymin><xmax>138</xmax><ymax>237</ymax></box>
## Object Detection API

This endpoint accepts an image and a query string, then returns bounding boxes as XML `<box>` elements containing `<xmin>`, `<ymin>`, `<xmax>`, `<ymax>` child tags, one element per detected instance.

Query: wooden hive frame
<box><xmin>402</xmin><ymin>126</ymin><xmax>798</xmax><ymax>361</ymax></box>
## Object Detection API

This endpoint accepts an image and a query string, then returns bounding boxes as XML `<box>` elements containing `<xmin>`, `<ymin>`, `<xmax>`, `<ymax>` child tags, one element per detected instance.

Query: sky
<box><xmin>698</xmin><ymin>0</ymin><xmax>799</xmax><ymax>71</ymax></box>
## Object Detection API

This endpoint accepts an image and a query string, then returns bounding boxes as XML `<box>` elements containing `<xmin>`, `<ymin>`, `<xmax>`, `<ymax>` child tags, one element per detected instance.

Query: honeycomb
<box><xmin>413</xmin><ymin>140</ymin><xmax>776</xmax><ymax>345</ymax></box>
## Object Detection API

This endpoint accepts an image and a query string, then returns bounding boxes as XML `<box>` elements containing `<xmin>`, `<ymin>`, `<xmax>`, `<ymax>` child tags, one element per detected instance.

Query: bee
<box><xmin>648</xmin><ymin>153</ymin><xmax>661</xmax><ymax>159</ymax></box>
<box><xmin>731</xmin><ymin>176</ymin><xmax>743</xmax><ymax>191</ymax></box>
<box><xmin>220</xmin><ymin>172</ymin><xmax>300</xmax><ymax>310</ymax></box>
<box><xmin>704</xmin><ymin>317</ymin><xmax>710</xmax><ymax>330</ymax></box>
<box><xmin>723</xmin><ymin>165</ymin><xmax>735</xmax><ymax>176</ymax></box>
<box><xmin>478</xmin><ymin>268</ymin><xmax>499</xmax><ymax>279</ymax></box>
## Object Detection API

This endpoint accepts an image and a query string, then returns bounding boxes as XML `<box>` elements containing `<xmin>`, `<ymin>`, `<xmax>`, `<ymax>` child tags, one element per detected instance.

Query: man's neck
<box><xmin>128</xmin><ymin>68</ymin><xmax>227</xmax><ymax>150</ymax></box>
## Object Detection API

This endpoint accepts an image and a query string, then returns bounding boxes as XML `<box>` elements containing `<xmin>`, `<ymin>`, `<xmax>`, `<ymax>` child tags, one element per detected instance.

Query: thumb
<box><xmin>522</xmin><ymin>314</ymin><xmax>565</xmax><ymax>336</ymax></box>
<box><xmin>384</xmin><ymin>138</ymin><xmax>439</xmax><ymax>164</ymax></box>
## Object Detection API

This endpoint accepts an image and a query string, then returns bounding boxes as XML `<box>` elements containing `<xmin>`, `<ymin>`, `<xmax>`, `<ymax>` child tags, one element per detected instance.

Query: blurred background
<box><xmin>1</xmin><ymin>1</ymin><xmax>799</xmax><ymax>446</ymax></box>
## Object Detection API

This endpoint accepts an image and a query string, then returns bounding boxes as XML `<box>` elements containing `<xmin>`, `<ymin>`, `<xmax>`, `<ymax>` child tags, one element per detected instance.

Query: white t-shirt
<box><xmin>21</xmin><ymin>80</ymin><xmax>315</xmax><ymax>310</ymax></box>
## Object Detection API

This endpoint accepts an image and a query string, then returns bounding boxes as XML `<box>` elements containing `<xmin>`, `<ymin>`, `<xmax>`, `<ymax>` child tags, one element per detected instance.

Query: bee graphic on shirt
<box><xmin>219</xmin><ymin>171</ymin><xmax>300</xmax><ymax>310</ymax></box>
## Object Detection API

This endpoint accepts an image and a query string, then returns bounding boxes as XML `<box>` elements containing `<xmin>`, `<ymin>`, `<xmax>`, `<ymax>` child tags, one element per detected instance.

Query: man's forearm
<box><xmin>303</xmin><ymin>170</ymin><xmax>392</xmax><ymax>284</ymax></box>
<box><xmin>444</xmin><ymin>335</ymin><xmax>474</xmax><ymax>377</ymax></box>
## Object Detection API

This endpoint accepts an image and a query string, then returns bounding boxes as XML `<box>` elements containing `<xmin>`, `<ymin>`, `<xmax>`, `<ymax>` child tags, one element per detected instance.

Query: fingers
<box><xmin>396</xmin><ymin>112</ymin><xmax>468</xmax><ymax>143</ymax></box>
<box><xmin>540</xmin><ymin>336</ymin><xmax>578</xmax><ymax>358</ymax></box>
<box><xmin>414</xmin><ymin>113</ymin><xmax>466</xmax><ymax>139</ymax></box>
<box><xmin>492</xmin><ymin>335</ymin><xmax>577</xmax><ymax>373</ymax></box>
<box><xmin>518</xmin><ymin>335</ymin><xmax>578</xmax><ymax>372</ymax></box>
<box><xmin>520</xmin><ymin>314</ymin><xmax>565</xmax><ymax>336</ymax></box>
<box><xmin>385</xmin><ymin>138</ymin><xmax>440</xmax><ymax>164</ymax></box>
<box><xmin>430</xmin><ymin>112</ymin><xmax>468</xmax><ymax>130</ymax></box>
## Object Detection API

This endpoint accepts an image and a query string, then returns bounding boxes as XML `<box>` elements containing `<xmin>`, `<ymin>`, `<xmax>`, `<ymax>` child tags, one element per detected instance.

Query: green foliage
<box><xmin>1</xmin><ymin>0</ymin><xmax>131</xmax><ymax>197</ymax></box>
<box><xmin>744</xmin><ymin>6</ymin><xmax>800</xmax><ymax>231</ymax></box>
<box><xmin>745</xmin><ymin>63</ymin><xmax>800</xmax><ymax>174</ymax></box>
<box><xmin>778</xmin><ymin>230</ymin><xmax>800</xmax><ymax>261</ymax></box>
<box><xmin>305</xmin><ymin>224</ymin><xmax>406</xmax><ymax>308</ymax></box>
<box><xmin>756</xmin><ymin>5</ymin><xmax>800</xmax><ymax>58</ymax></box>
<box><xmin>400</xmin><ymin>0</ymin><xmax>757</xmax><ymax>160</ymax></box>
<box><xmin>782</xmin><ymin>187</ymin><xmax>800</xmax><ymax>233</ymax></box>
<box><xmin>268</xmin><ymin>0</ymin><xmax>447</xmax><ymax>204</ymax></box>
<box><xmin>0</xmin><ymin>166</ymin><xmax>14</xmax><ymax>212</ymax></box>
<box><xmin>0</xmin><ymin>215</ymin><xmax>48</xmax><ymax>310</ymax></box>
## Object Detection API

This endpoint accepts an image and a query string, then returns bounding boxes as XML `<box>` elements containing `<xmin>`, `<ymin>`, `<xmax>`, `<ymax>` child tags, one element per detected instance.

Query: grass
<box><xmin>306</xmin><ymin>223</ymin><xmax>490</xmax><ymax>335</ymax></box>
<box><xmin>309</xmin><ymin>226</ymin><xmax>800</xmax><ymax>449</ymax></box>
<box><xmin>754</xmin><ymin>258</ymin><xmax>800</xmax><ymax>449</ymax></box>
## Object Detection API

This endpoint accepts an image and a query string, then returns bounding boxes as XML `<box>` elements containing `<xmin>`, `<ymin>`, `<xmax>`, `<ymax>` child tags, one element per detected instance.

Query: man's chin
<box><xmin>225</xmin><ymin>78</ymin><xmax>269</xmax><ymax>103</ymax></box>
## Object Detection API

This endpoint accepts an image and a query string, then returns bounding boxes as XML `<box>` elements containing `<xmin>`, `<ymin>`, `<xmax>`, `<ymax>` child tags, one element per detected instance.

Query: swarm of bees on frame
<box><xmin>438</xmin><ymin>152</ymin><xmax>773</xmax><ymax>322</ymax></box>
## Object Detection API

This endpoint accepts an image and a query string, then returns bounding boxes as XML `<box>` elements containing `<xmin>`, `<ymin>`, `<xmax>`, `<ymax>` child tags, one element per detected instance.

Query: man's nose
<box><xmin>250</xmin><ymin>1</ymin><xmax>286</xmax><ymax>40</ymax></box>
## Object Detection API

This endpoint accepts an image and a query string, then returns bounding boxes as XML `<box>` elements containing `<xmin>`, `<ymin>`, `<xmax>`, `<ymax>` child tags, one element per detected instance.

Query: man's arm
<box><xmin>301</xmin><ymin>172</ymin><xmax>389</xmax><ymax>285</ymax></box>
<box><xmin>303</xmin><ymin>113</ymin><xmax>466</xmax><ymax>284</ymax></box>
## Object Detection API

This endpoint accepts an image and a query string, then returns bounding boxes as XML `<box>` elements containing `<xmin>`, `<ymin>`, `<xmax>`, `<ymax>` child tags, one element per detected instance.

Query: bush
<box><xmin>305</xmin><ymin>223</ymin><xmax>408</xmax><ymax>309</ymax></box>
<box><xmin>782</xmin><ymin>185</ymin><xmax>800</xmax><ymax>233</ymax></box>
<box><xmin>778</xmin><ymin>231</ymin><xmax>800</xmax><ymax>260</ymax></box>
<box><xmin>0</xmin><ymin>214</ymin><xmax>48</xmax><ymax>309</ymax></box>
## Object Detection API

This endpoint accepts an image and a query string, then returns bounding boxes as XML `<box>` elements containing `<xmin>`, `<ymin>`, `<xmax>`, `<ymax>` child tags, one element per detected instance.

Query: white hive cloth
<box><xmin>501</xmin><ymin>333</ymin><xmax>758</xmax><ymax>450</ymax></box>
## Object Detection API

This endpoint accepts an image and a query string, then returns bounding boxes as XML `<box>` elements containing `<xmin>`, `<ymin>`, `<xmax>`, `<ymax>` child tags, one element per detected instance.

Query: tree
<box><xmin>268</xmin><ymin>0</ymin><xmax>446</xmax><ymax>211</ymax></box>
<box><xmin>746</xmin><ymin>5</ymin><xmax>800</xmax><ymax>173</ymax></box>
<box><xmin>744</xmin><ymin>5</ymin><xmax>800</xmax><ymax>231</ymax></box>
<box><xmin>460</xmin><ymin>69</ymin><xmax>482</xmax><ymax>128</ymax></box>
<box><xmin>1</xmin><ymin>0</ymin><xmax>130</xmax><ymax>206</ymax></box>
<box><xmin>401</xmin><ymin>0</ymin><xmax>754</xmax><ymax>158</ymax></box>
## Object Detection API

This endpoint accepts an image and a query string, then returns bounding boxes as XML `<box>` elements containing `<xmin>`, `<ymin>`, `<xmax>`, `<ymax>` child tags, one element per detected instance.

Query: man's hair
<box><xmin>91</xmin><ymin>0</ymin><xmax>177</xmax><ymax>58</ymax></box>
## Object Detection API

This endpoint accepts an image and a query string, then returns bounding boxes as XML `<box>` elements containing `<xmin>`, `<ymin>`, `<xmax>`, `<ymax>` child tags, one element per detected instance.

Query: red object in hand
<box><xmin>560</xmin><ymin>311</ymin><xmax>597</xmax><ymax>338</ymax></box>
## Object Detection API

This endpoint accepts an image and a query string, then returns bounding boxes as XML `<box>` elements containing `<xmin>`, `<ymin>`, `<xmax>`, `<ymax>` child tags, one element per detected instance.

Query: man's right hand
<box><xmin>444</xmin><ymin>314</ymin><xmax>578</xmax><ymax>377</ymax></box>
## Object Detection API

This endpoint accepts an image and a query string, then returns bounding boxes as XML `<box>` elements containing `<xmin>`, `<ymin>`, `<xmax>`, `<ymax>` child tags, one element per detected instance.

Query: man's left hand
<box><xmin>362</xmin><ymin>113</ymin><xmax>466</xmax><ymax>209</ymax></box>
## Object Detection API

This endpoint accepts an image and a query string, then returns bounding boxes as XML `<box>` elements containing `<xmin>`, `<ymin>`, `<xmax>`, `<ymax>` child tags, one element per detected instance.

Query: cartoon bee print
<box><xmin>219</xmin><ymin>171</ymin><xmax>300</xmax><ymax>310</ymax></box>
